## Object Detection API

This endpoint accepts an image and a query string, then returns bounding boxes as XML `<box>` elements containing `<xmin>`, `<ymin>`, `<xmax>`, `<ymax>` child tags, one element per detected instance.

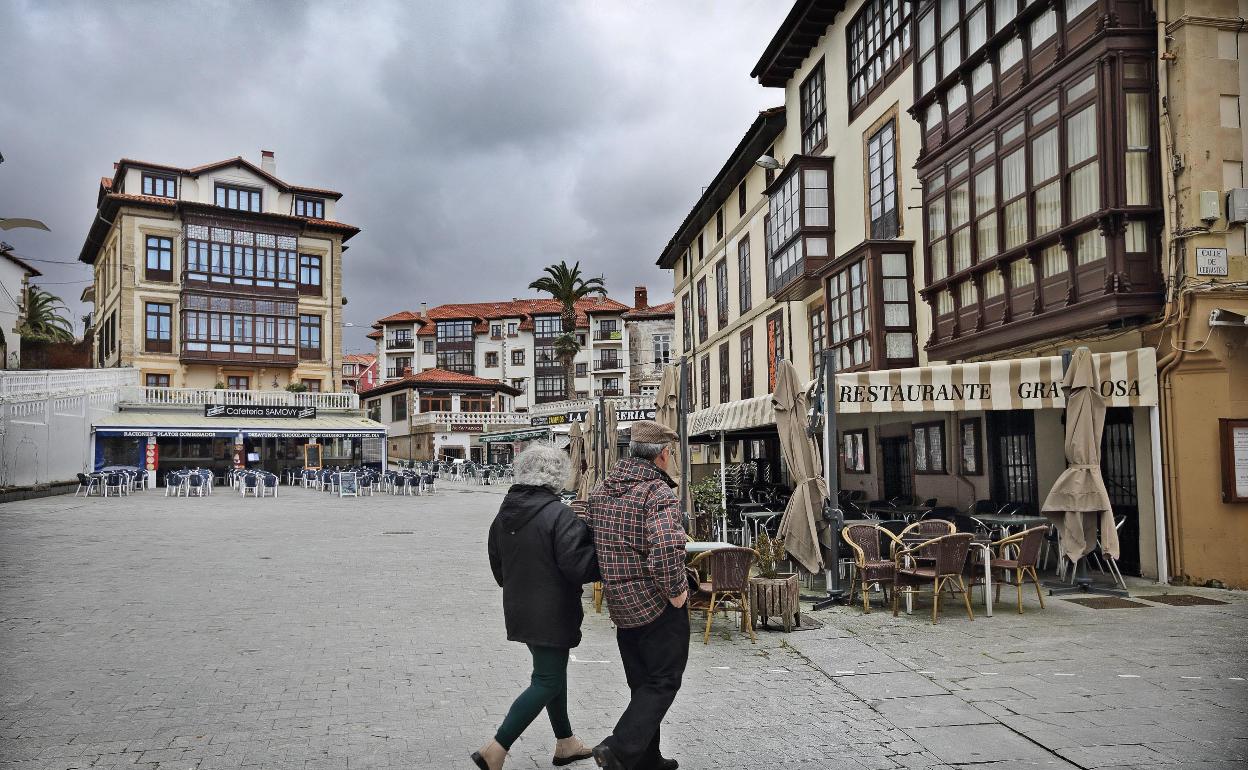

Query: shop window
<box><xmin>391</xmin><ymin>393</ymin><xmax>407</xmax><ymax>422</ymax></box>
<box><xmin>842</xmin><ymin>429</ymin><xmax>870</xmax><ymax>473</ymax></box>
<box><xmin>959</xmin><ymin>417</ymin><xmax>983</xmax><ymax>475</ymax></box>
<box><xmin>145</xmin><ymin>235</ymin><xmax>173</xmax><ymax>281</ymax></box>
<box><xmin>144</xmin><ymin>302</ymin><xmax>172</xmax><ymax>353</ymax></box>
<box><xmin>913</xmin><ymin>421</ymin><xmax>947</xmax><ymax>474</ymax></box>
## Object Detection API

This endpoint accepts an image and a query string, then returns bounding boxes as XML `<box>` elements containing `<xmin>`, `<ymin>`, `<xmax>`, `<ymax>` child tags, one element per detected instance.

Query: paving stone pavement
<box><xmin>1</xmin><ymin>484</ymin><xmax>1245</xmax><ymax>770</ymax></box>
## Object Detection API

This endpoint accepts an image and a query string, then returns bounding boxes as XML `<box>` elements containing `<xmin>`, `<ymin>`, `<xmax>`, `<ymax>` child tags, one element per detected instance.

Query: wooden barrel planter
<box><xmin>750</xmin><ymin>573</ymin><xmax>801</xmax><ymax>632</ymax></box>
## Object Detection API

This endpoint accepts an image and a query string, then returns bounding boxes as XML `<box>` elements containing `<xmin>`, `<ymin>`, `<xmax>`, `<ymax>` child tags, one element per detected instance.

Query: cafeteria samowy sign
<box><xmin>204</xmin><ymin>404</ymin><xmax>317</xmax><ymax>419</ymax></box>
<box><xmin>834</xmin><ymin>348</ymin><xmax>1157</xmax><ymax>414</ymax></box>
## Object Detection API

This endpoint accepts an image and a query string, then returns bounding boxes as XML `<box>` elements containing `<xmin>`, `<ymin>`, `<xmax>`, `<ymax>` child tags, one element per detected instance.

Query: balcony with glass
<box><xmin>819</xmin><ymin>242</ymin><xmax>919</xmax><ymax>373</ymax></box>
<box><xmin>765</xmin><ymin>155</ymin><xmax>836</xmax><ymax>301</ymax></box>
<box><xmin>179</xmin><ymin>294</ymin><xmax>299</xmax><ymax>366</ymax></box>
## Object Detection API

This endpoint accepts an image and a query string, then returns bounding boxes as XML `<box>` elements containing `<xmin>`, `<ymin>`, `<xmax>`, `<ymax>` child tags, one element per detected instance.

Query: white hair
<box><xmin>629</xmin><ymin>441</ymin><xmax>667</xmax><ymax>461</ymax></box>
<box><xmin>513</xmin><ymin>443</ymin><xmax>571</xmax><ymax>492</ymax></box>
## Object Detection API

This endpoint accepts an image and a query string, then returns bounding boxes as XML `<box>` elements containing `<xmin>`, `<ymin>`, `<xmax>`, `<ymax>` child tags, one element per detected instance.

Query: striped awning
<box><xmin>834</xmin><ymin>348</ymin><xmax>1157</xmax><ymax>414</ymax></box>
<box><xmin>479</xmin><ymin>427</ymin><xmax>552</xmax><ymax>443</ymax></box>
<box><xmin>688</xmin><ymin>393</ymin><xmax>773</xmax><ymax>436</ymax></box>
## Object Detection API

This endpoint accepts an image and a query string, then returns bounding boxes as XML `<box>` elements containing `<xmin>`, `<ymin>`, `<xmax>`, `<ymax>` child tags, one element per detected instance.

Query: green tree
<box><xmin>19</xmin><ymin>285</ymin><xmax>74</xmax><ymax>342</ymax></box>
<box><xmin>529</xmin><ymin>261</ymin><xmax>606</xmax><ymax>399</ymax></box>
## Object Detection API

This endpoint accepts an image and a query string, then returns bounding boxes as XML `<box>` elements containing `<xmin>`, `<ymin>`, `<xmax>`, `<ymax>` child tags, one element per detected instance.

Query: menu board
<box><xmin>1219</xmin><ymin>419</ymin><xmax>1248</xmax><ymax>503</ymax></box>
<box><xmin>304</xmin><ymin>443</ymin><xmax>322</xmax><ymax>470</ymax></box>
<box><xmin>338</xmin><ymin>472</ymin><xmax>359</xmax><ymax>497</ymax></box>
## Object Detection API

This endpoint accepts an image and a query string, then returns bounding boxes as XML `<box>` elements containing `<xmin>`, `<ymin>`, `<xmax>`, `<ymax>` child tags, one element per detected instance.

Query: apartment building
<box><xmin>0</xmin><ymin>244</ymin><xmax>41</xmax><ymax>369</ymax></box>
<box><xmin>77</xmin><ymin>151</ymin><xmax>357</xmax><ymax>392</ymax></box>
<box><xmin>622</xmin><ymin>287</ymin><xmax>676</xmax><ymax>400</ymax></box>
<box><xmin>369</xmin><ymin>295</ymin><xmax>635</xmax><ymax>410</ymax></box>
<box><xmin>341</xmin><ymin>353</ymin><xmax>378</xmax><ymax>394</ymax></box>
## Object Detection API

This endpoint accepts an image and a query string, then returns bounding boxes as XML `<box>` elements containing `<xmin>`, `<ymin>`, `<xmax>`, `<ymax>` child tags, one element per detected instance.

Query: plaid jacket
<box><xmin>587</xmin><ymin>458</ymin><xmax>686</xmax><ymax>629</ymax></box>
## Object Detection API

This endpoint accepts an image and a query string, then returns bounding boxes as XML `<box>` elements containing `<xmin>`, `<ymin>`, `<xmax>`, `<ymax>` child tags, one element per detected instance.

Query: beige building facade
<box><xmin>78</xmin><ymin>152</ymin><xmax>358</xmax><ymax>393</ymax></box>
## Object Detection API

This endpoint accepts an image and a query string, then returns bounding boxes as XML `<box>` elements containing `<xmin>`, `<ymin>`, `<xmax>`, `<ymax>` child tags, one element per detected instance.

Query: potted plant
<box><xmin>751</xmin><ymin>531</ymin><xmax>802</xmax><ymax>632</ymax></box>
<box><xmin>689</xmin><ymin>475</ymin><xmax>722</xmax><ymax>542</ymax></box>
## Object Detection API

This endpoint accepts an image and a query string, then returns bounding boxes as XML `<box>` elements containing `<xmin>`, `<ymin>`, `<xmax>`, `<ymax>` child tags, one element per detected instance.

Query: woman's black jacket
<box><xmin>487</xmin><ymin>484</ymin><xmax>600</xmax><ymax>649</ymax></box>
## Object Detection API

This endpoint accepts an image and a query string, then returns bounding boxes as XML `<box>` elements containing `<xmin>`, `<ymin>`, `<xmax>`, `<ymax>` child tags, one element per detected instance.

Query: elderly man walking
<box><xmin>586</xmin><ymin>420</ymin><xmax>687</xmax><ymax>770</ymax></box>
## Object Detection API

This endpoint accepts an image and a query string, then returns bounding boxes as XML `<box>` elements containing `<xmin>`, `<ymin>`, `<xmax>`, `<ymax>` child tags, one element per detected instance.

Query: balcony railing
<box><xmin>597</xmin><ymin>388</ymin><xmax>624</xmax><ymax>397</ymax></box>
<box><xmin>410</xmin><ymin>411</ymin><xmax>530</xmax><ymax>428</ymax></box>
<box><xmin>120</xmin><ymin>386</ymin><xmax>359</xmax><ymax>410</ymax></box>
<box><xmin>527</xmin><ymin>394</ymin><xmax>654</xmax><ymax>419</ymax></box>
<box><xmin>594</xmin><ymin>357</ymin><xmax>625</xmax><ymax>371</ymax></box>
<box><xmin>0</xmin><ymin>368</ymin><xmax>139</xmax><ymax>400</ymax></box>
<box><xmin>594</xmin><ymin>329</ymin><xmax>623</xmax><ymax>342</ymax></box>
<box><xmin>386</xmin><ymin>367</ymin><xmax>413</xmax><ymax>379</ymax></box>
<box><xmin>387</xmin><ymin>336</ymin><xmax>414</xmax><ymax>349</ymax></box>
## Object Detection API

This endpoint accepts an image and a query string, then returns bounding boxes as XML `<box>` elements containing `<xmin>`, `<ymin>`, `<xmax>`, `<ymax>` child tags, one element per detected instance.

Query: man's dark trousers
<box><xmin>604</xmin><ymin>604</ymin><xmax>689</xmax><ymax>769</ymax></box>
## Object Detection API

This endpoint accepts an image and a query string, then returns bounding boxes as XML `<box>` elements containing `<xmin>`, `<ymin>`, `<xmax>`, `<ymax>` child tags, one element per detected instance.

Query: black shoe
<box><xmin>592</xmin><ymin>744</ymin><xmax>624</xmax><ymax>770</ymax></box>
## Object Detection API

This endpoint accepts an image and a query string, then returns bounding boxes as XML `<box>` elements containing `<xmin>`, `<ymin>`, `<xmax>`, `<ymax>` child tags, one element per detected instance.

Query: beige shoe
<box><xmin>552</xmin><ymin>735</ymin><xmax>593</xmax><ymax>766</ymax></box>
<box><xmin>471</xmin><ymin>739</ymin><xmax>507</xmax><ymax>770</ymax></box>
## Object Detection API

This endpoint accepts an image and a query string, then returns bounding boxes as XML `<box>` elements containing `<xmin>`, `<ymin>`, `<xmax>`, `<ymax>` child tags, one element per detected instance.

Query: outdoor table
<box><xmin>866</xmin><ymin>503</ymin><xmax>931</xmax><ymax>523</ymax></box>
<box><xmin>973</xmin><ymin>513</ymin><xmax>1048</xmax><ymax>537</ymax></box>
<box><xmin>740</xmin><ymin>510</ymin><xmax>780</xmax><ymax>546</ymax></box>
<box><xmin>685</xmin><ymin>541</ymin><xmax>734</xmax><ymax>554</ymax></box>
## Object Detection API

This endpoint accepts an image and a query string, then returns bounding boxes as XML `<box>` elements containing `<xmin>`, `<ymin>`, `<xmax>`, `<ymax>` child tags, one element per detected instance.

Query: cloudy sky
<box><xmin>0</xmin><ymin>0</ymin><xmax>787</xmax><ymax>351</ymax></box>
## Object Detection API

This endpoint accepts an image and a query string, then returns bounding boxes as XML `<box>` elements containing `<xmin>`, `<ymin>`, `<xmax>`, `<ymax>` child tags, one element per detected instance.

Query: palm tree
<box><xmin>529</xmin><ymin>261</ymin><xmax>606</xmax><ymax>399</ymax></box>
<box><xmin>20</xmin><ymin>285</ymin><xmax>74</xmax><ymax>342</ymax></box>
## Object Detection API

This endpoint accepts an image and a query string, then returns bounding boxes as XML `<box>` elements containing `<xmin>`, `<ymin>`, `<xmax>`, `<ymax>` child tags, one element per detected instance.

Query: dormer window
<box><xmin>142</xmin><ymin>173</ymin><xmax>176</xmax><ymax>198</ymax></box>
<box><xmin>294</xmin><ymin>196</ymin><xmax>325</xmax><ymax>218</ymax></box>
<box><xmin>215</xmin><ymin>183</ymin><xmax>261</xmax><ymax>212</ymax></box>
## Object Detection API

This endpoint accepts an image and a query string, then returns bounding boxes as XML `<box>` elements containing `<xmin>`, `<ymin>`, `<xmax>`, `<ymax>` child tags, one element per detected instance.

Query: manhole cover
<box><xmin>1138</xmin><ymin>594</ymin><xmax>1228</xmax><ymax>606</ymax></box>
<box><xmin>382</xmin><ymin>531</ymin><xmax>415</xmax><ymax>535</ymax></box>
<box><xmin>1064</xmin><ymin>597</ymin><xmax>1150</xmax><ymax>609</ymax></box>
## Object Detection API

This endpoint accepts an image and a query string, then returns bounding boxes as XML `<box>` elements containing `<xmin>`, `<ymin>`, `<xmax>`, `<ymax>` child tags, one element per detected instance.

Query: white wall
<box><xmin>0</xmin><ymin>259</ymin><xmax>29</xmax><ymax>369</ymax></box>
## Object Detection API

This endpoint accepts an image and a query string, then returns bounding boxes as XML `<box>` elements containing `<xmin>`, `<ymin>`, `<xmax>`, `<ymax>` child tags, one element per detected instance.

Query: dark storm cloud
<box><xmin>0</xmin><ymin>0</ymin><xmax>785</xmax><ymax>350</ymax></box>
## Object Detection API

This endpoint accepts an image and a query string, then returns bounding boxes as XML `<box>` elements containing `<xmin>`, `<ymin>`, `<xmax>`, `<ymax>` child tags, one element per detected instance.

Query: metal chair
<box><xmin>893</xmin><ymin>533</ymin><xmax>975</xmax><ymax>624</ymax></box>
<box><xmin>687</xmin><ymin>546</ymin><xmax>758</xmax><ymax>644</ymax></box>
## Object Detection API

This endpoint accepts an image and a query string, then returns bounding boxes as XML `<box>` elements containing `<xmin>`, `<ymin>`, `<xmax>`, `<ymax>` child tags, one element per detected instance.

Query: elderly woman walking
<box><xmin>473</xmin><ymin>443</ymin><xmax>600</xmax><ymax>770</ymax></box>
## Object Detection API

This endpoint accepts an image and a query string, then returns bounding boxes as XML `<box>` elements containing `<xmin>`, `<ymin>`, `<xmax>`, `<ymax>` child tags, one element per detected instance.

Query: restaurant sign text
<box><xmin>204</xmin><ymin>404</ymin><xmax>317</xmax><ymax>419</ymax></box>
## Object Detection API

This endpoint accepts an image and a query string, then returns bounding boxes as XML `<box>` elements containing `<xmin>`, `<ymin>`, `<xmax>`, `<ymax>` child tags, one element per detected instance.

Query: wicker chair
<box><xmin>688</xmin><ymin>546</ymin><xmax>757</xmax><ymax>644</ymax></box>
<box><xmin>991</xmin><ymin>525</ymin><xmax>1048</xmax><ymax>614</ymax></box>
<box><xmin>842</xmin><ymin>524</ymin><xmax>902</xmax><ymax>613</ymax></box>
<box><xmin>893</xmin><ymin>533</ymin><xmax>975</xmax><ymax>624</ymax></box>
<box><xmin>892</xmin><ymin>519</ymin><xmax>956</xmax><ymax>557</ymax></box>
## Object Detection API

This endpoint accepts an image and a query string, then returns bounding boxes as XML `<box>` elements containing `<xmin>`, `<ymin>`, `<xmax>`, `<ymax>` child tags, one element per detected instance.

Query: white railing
<box><xmin>120</xmin><ymin>386</ymin><xmax>360</xmax><ymax>410</ymax></box>
<box><xmin>527</xmin><ymin>394</ymin><xmax>655</xmax><ymax>419</ymax></box>
<box><xmin>0</xmin><ymin>368</ymin><xmax>139</xmax><ymax>400</ymax></box>
<box><xmin>410</xmin><ymin>411</ymin><xmax>530</xmax><ymax>428</ymax></box>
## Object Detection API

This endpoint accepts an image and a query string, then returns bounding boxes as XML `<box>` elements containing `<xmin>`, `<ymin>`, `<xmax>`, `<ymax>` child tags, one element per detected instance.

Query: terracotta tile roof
<box><xmin>344</xmin><ymin>353</ymin><xmax>376</xmax><ymax>364</ymax></box>
<box><xmin>99</xmin><ymin>176</ymin><xmax>113</xmax><ymax>190</ymax></box>
<box><xmin>365</xmin><ymin>329</ymin><xmax>383</xmax><ymax>340</ymax></box>
<box><xmin>623</xmin><ymin>300</ymin><xmax>675</xmax><ymax>320</ymax></box>
<box><xmin>379</xmin><ymin>296</ymin><xmax>631</xmax><ymax>336</ymax></box>
<box><xmin>359</xmin><ymin>367</ymin><xmax>520</xmax><ymax>397</ymax></box>
<box><xmin>375</xmin><ymin>310</ymin><xmax>425</xmax><ymax>323</ymax></box>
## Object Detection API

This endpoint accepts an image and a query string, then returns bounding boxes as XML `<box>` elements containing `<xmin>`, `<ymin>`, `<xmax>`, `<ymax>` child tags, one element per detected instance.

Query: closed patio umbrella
<box><xmin>655</xmin><ymin>364</ymin><xmax>685</xmax><ymax>507</ymax></box>
<box><xmin>604</xmin><ymin>400</ymin><xmax>619</xmax><ymax>474</ymax></box>
<box><xmin>577</xmin><ymin>407</ymin><xmax>599</xmax><ymax>501</ymax></box>
<box><xmin>1041</xmin><ymin>347</ymin><xmax>1118</xmax><ymax>562</ymax></box>
<box><xmin>568</xmin><ymin>422</ymin><xmax>585</xmax><ymax>494</ymax></box>
<box><xmin>772</xmin><ymin>359</ymin><xmax>829</xmax><ymax>574</ymax></box>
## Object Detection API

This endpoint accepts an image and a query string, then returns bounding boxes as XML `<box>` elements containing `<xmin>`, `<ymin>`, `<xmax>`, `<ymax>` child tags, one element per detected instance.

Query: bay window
<box><xmin>799</xmin><ymin>61</ymin><xmax>827</xmax><ymax>153</ymax></box>
<box><xmin>846</xmin><ymin>0</ymin><xmax>912</xmax><ymax>117</ymax></box>
<box><xmin>765</xmin><ymin>156</ymin><xmax>835</xmax><ymax>298</ymax></box>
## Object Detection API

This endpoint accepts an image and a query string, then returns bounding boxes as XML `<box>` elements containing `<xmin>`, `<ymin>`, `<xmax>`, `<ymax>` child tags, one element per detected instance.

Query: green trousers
<box><xmin>494</xmin><ymin>645</ymin><xmax>573</xmax><ymax>750</ymax></box>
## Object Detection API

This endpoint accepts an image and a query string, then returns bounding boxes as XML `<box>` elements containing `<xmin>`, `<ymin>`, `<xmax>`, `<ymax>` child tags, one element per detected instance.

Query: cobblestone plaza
<box><xmin>1</xmin><ymin>486</ymin><xmax>1245</xmax><ymax>770</ymax></box>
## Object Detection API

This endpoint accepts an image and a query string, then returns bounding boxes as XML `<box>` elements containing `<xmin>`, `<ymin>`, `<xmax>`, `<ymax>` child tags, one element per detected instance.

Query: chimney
<box><xmin>260</xmin><ymin>150</ymin><xmax>276</xmax><ymax>175</ymax></box>
<box><xmin>420</xmin><ymin>301</ymin><xmax>429</xmax><ymax>317</ymax></box>
<box><xmin>403</xmin><ymin>366</ymin><xmax>413</xmax><ymax>377</ymax></box>
<box><xmin>634</xmin><ymin>286</ymin><xmax>649</xmax><ymax>310</ymax></box>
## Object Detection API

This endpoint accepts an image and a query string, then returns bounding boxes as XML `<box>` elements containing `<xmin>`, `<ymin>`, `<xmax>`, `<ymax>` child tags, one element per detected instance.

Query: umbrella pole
<box><xmin>719</xmin><ymin>431</ymin><xmax>728</xmax><ymax>543</ymax></box>
<box><xmin>812</xmin><ymin>348</ymin><xmax>848</xmax><ymax>609</ymax></box>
